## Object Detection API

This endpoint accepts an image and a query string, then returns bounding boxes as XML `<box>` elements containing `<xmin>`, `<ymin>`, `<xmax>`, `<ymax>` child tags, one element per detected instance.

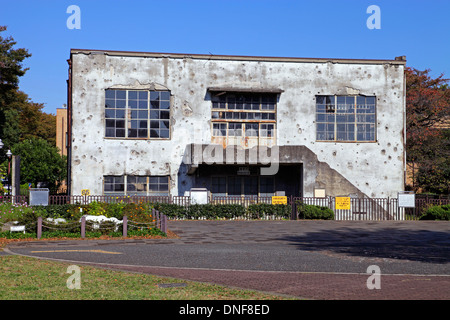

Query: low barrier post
<box><xmin>122</xmin><ymin>216</ymin><xmax>127</xmax><ymax>237</ymax></box>
<box><xmin>37</xmin><ymin>217</ymin><xmax>42</xmax><ymax>239</ymax></box>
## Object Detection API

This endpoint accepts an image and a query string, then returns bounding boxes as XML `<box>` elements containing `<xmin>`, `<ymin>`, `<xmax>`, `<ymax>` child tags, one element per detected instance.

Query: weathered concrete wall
<box><xmin>70</xmin><ymin>50</ymin><xmax>405</xmax><ymax>198</ymax></box>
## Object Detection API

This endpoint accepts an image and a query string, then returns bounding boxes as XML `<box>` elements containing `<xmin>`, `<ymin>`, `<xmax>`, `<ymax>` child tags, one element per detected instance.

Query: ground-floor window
<box><xmin>104</xmin><ymin>175</ymin><xmax>169</xmax><ymax>196</ymax></box>
<box><xmin>211</xmin><ymin>176</ymin><xmax>274</xmax><ymax>197</ymax></box>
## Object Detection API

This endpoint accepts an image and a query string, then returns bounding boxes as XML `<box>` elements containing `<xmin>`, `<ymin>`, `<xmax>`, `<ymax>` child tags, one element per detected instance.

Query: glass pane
<box><xmin>105</xmin><ymin>90</ymin><xmax>115</xmax><ymax>99</ymax></box>
<box><xmin>316</xmin><ymin>96</ymin><xmax>325</xmax><ymax>104</ymax></box>
<box><xmin>105</xmin><ymin>128</ymin><xmax>115</xmax><ymax>137</ymax></box>
<box><xmin>138</xmin><ymin>100</ymin><xmax>148</xmax><ymax>109</ymax></box>
<box><xmin>160</xmin><ymin>100</ymin><xmax>170</xmax><ymax>109</ymax></box>
<box><xmin>116</xmin><ymin>100</ymin><xmax>126</xmax><ymax>109</ymax></box>
<box><xmin>116</xmin><ymin>90</ymin><xmax>126</xmax><ymax>100</ymax></box>
<box><xmin>160</xmin><ymin>111</ymin><xmax>170</xmax><ymax>119</ymax></box>
<box><xmin>150</xmin><ymin>110</ymin><xmax>159</xmax><ymax>119</ymax></box>
<box><xmin>116</xmin><ymin>110</ymin><xmax>125</xmax><ymax>118</ymax></box>
<box><xmin>128</xmin><ymin>100</ymin><xmax>138</xmax><ymax>109</ymax></box>
<box><xmin>128</xmin><ymin>91</ymin><xmax>138</xmax><ymax>100</ymax></box>
<box><xmin>139</xmin><ymin>110</ymin><xmax>148</xmax><ymax>118</ymax></box>
<box><xmin>150</xmin><ymin>130</ymin><xmax>159</xmax><ymax>138</ymax></box>
<box><xmin>105</xmin><ymin>119</ymin><xmax>115</xmax><ymax>128</ymax></box>
<box><xmin>138</xmin><ymin>129</ymin><xmax>147</xmax><ymax>137</ymax></box>
<box><xmin>151</xmin><ymin>100</ymin><xmax>159</xmax><ymax>109</ymax></box>
<box><xmin>161</xmin><ymin>121</ymin><xmax>170</xmax><ymax>129</ymax></box>
<box><xmin>105</xmin><ymin>109</ymin><xmax>115</xmax><ymax>118</ymax></box>
<box><xmin>105</xmin><ymin>99</ymin><xmax>115</xmax><ymax>108</ymax></box>
<box><xmin>139</xmin><ymin>91</ymin><xmax>148</xmax><ymax>100</ymax></box>
<box><xmin>245</xmin><ymin>123</ymin><xmax>259</xmax><ymax>137</ymax></box>
<box><xmin>160</xmin><ymin>91</ymin><xmax>170</xmax><ymax>101</ymax></box>
<box><xmin>150</xmin><ymin>91</ymin><xmax>159</xmax><ymax>101</ymax></box>
<box><xmin>128</xmin><ymin>129</ymin><xmax>137</xmax><ymax>137</ymax></box>
<box><xmin>366</xmin><ymin>96</ymin><xmax>376</xmax><ymax>105</ymax></box>
<box><xmin>160</xmin><ymin>130</ymin><xmax>170</xmax><ymax>138</ymax></box>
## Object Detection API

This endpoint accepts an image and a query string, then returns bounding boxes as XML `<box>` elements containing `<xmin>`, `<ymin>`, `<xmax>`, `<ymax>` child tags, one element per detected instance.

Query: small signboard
<box><xmin>81</xmin><ymin>189</ymin><xmax>90</xmax><ymax>196</ymax></box>
<box><xmin>335</xmin><ymin>197</ymin><xmax>351</xmax><ymax>210</ymax></box>
<box><xmin>272</xmin><ymin>196</ymin><xmax>287</xmax><ymax>205</ymax></box>
<box><xmin>29</xmin><ymin>188</ymin><xmax>49</xmax><ymax>206</ymax></box>
<box><xmin>10</xmin><ymin>225</ymin><xmax>25</xmax><ymax>233</ymax></box>
<box><xmin>398</xmin><ymin>192</ymin><xmax>415</xmax><ymax>208</ymax></box>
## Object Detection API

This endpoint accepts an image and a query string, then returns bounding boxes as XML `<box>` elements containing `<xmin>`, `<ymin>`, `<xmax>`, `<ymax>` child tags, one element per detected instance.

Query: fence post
<box><xmin>81</xmin><ymin>215</ymin><xmax>86</xmax><ymax>238</ymax></box>
<box><xmin>123</xmin><ymin>215</ymin><xmax>127</xmax><ymax>237</ymax></box>
<box><xmin>37</xmin><ymin>217</ymin><xmax>42</xmax><ymax>240</ymax></box>
<box><xmin>161</xmin><ymin>214</ymin><xmax>167</xmax><ymax>234</ymax></box>
<box><xmin>290</xmin><ymin>195</ymin><xmax>296</xmax><ymax>220</ymax></box>
<box><xmin>152</xmin><ymin>208</ymin><xmax>157</xmax><ymax>228</ymax></box>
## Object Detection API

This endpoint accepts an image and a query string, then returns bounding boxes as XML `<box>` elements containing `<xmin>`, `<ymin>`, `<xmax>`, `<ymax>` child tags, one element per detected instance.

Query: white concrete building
<box><xmin>67</xmin><ymin>49</ymin><xmax>406</xmax><ymax>199</ymax></box>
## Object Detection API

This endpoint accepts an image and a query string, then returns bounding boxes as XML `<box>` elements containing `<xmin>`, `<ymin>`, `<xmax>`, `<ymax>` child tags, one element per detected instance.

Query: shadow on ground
<box><xmin>277</xmin><ymin>227</ymin><xmax>450</xmax><ymax>264</ymax></box>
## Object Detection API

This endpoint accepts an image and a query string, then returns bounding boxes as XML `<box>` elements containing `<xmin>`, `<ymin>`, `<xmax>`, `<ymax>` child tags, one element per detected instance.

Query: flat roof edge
<box><xmin>70</xmin><ymin>49</ymin><xmax>406</xmax><ymax>65</ymax></box>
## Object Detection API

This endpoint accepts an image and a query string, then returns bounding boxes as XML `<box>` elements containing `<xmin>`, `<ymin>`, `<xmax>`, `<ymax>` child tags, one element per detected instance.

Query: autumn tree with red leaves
<box><xmin>406</xmin><ymin>67</ymin><xmax>450</xmax><ymax>194</ymax></box>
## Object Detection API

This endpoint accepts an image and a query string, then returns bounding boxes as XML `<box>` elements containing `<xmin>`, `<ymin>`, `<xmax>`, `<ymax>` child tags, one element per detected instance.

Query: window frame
<box><xmin>105</xmin><ymin>89</ymin><xmax>171</xmax><ymax>140</ymax></box>
<box><xmin>210</xmin><ymin>175</ymin><xmax>275</xmax><ymax>197</ymax></box>
<box><xmin>315</xmin><ymin>95</ymin><xmax>377</xmax><ymax>142</ymax></box>
<box><xmin>103</xmin><ymin>175</ymin><xmax>170</xmax><ymax>196</ymax></box>
<box><xmin>211</xmin><ymin>92</ymin><xmax>277</xmax><ymax>141</ymax></box>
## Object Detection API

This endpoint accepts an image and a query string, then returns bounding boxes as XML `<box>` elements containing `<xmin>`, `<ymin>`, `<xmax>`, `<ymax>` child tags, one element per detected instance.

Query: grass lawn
<box><xmin>0</xmin><ymin>255</ymin><xmax>292</xmax><ymax>300</ymax></box>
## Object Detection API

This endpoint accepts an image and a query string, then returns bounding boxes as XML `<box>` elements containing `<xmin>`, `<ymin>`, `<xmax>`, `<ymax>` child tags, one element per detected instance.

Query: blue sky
<box><xmin>1</xmin><ymin>0</ymin><xmax>449</xmax><ymax>115</ymax></box>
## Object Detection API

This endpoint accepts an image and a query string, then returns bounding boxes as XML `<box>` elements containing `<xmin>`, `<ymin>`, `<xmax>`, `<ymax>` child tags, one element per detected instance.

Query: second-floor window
<box><xmin>316</xmin><ymin>95</ymin><xmax>376</xmax><ymax>142</ymax></box>
<box><xmin>105</xmin><ymin>89</ymin><xmax>170</xmax><ymax>139</ymax></box>
<box><xmin>211</xmin><ymin>92</ymin><xmax>277</xmax><ymax>141</ymax></box>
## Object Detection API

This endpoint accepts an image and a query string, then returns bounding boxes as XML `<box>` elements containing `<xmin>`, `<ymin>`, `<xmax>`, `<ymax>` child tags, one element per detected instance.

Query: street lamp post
<box><xmin>6</xmin><ymin>149</ymin><xmax>12</xmax><ymax>196</ymax></box>
<box><xmin>0</xmin><ymin>139</ymin><xmax>4</xmax><ymax>195</ymax></box>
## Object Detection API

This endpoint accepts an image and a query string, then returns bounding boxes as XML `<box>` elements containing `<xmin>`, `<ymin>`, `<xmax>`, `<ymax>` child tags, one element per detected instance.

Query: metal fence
<box><xmin>0</xmin><ymin>194</ymin><xmax>191</xmax><ymax>206</ymax></box>
<box><xmin>1</xmin><ymin>194</ymin><xmax>449</xmax><ymax>221</ymax></box>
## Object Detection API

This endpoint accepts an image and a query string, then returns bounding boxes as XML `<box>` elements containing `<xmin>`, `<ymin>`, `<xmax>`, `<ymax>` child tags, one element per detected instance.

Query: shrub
<box><xmin>297</xmin><ymin>202</ymin><xmax>334</xmax><ymax>220</ymax></box>
<box><xmin>152</xmin><ymin>203</ymin><xmax>187</xmax><ymax>219</ymax></box>
<box><xmin>420</xmin><ymin>204</ymin><xmax>450</xmax><ymax>220</ymax></box>
<box><xmin>0</xmin><ymin>202</ymin><xmax>38</xmax><ymax>227</ymax></box>
<box><xmin>247</xmin><ymin>203</ymin><xmax>291</xmax><ymax>219</ymax></box>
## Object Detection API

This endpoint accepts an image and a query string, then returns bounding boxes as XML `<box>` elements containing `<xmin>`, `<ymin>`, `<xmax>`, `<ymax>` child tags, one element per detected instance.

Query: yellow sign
<box><xmin>272</xmin><ymin>196</ymin><xmax>287</xmax><ymax>205</ymax></box>
<box><xmin>335</xmin><ymin>197</ymin><xmax>351</xmax><ymax>210</ymax></box>
<box><xmin>81</xmin><ymin>189</ymin><xmax>90</xmax><ymax>196</ymax></box>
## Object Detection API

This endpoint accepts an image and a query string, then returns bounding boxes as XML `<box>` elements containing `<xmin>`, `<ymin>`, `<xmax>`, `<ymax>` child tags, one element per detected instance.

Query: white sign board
<box><xmin>185</xmin><ymin>188</ymin><xmax>209</xmax><ymax>205</ymax></box>
<box><xmin>10</xmin><ymin>225</ymin><xmax>26</xmax><ymax>233</ymax></box>
<box><xmin>398</xmin><ymin>192</ymin><xmax>415</xmax><ymax>208</ymax></box>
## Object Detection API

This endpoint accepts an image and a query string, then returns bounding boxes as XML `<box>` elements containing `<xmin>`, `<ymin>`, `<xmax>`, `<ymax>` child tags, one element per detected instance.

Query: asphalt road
<box><xmin>4</xmin><ymin>220</ymin><xmax>450</xmax><ymax>299</ymax></box>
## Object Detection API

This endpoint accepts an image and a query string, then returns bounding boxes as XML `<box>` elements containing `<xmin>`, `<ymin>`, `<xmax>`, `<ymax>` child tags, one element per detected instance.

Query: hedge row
<box><xmin>153</xmin><ymin>203</ymin><xmax>292</xmax><ymax>220</ymax></box>
<box><xmin>2</xmin><ymin>201</ymin><xmax>336</xmax><ymax>228</ymax></box>
<box><xmin>419</xmin><ymin>204</ymin><xmax>450</xmax><ymax>220</ymax></box>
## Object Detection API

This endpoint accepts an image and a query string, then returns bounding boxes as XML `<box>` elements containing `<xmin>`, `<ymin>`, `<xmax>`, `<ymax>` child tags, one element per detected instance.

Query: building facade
<box><xmin>67</xmin><ymin>49</ymin><xmax>406</xmax><ymax>199</ymax></box>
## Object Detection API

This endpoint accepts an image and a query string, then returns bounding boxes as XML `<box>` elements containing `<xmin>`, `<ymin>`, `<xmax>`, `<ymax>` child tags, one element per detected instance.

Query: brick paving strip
<box><xmin>77</xmin><ymin>262</ymin><xmax>450</xmax><ymax>300</ymax></box>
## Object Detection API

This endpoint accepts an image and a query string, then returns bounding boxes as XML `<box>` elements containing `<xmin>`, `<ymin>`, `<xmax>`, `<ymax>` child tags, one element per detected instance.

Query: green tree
<box><xmin>11</xmin><ymin>138</ymin><xmax>67</xmax><ymax>193</ymax></box>
<box><xmin>0</xmin><ymin>26</ymin><xmax>56</xmax><ymax>155</ymax></box>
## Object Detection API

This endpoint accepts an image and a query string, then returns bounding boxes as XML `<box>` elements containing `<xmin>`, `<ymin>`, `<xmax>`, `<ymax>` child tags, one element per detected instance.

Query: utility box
<box><xmin>29</xmin><ymin>188</ymin><xmax>49</xmax><ymax>206</ymax></box>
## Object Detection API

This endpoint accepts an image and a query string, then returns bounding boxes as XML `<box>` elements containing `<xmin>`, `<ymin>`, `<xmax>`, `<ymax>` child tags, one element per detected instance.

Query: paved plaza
<box><xmin>4</xmin><ymin>220</ymin><xmax>450</xmax><ymax>300</ymax></box>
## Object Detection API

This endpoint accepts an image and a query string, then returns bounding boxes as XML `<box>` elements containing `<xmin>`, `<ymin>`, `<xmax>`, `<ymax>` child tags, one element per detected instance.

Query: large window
<box><xmin>104</xmin><ymin>175</ymin><xmax>169</xmax><ymax>196</ymax></box>
<box><xmin>316</xmin><ymin>95</ymin><xmax>376</xmax><ymax>142</ymax></box>
<box><xmin>211</xmin><ymin>176</ymin><xmax>275</xmax><ymax>197</ymax></box>
<box><xmin>211</xmin><ymin>92</ymin><xmax>277</xmax><ymax>140</ymax></box>
<box><xmin>105</xmin><ymin>89</ymin><xmax>170</xmax><ymax>139</ymax></box>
